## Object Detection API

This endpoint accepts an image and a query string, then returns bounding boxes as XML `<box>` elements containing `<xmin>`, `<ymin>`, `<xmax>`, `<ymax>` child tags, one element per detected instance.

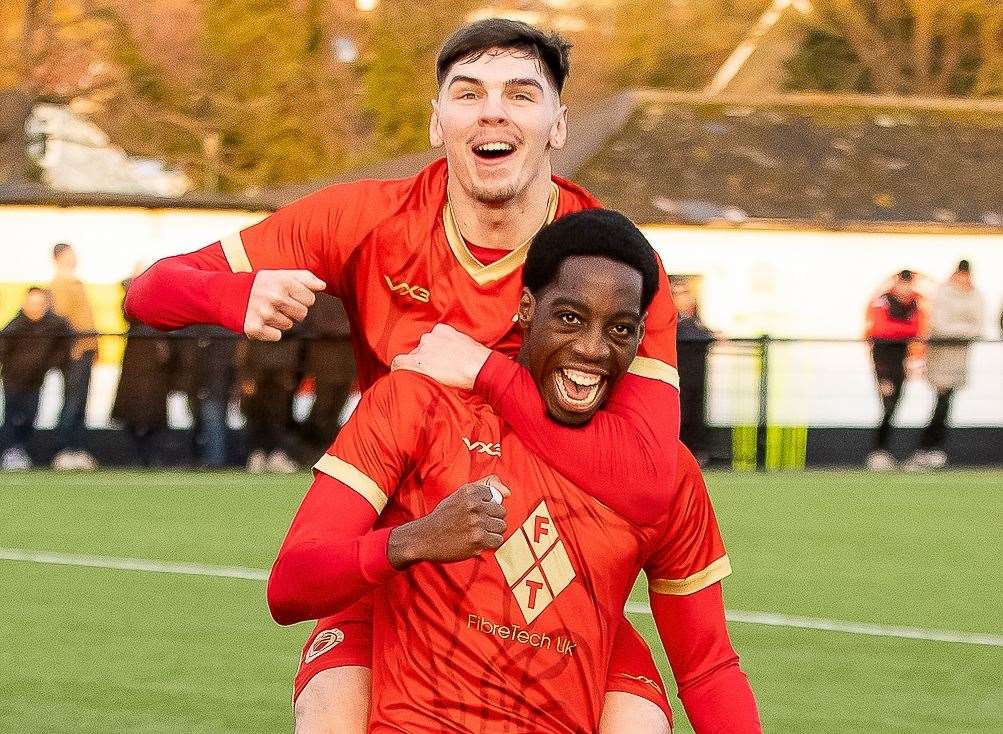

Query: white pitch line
<box><xmin>624</xmin><ymin>601</ymin><xmax>1002</xmax><ymax>648</ymax></box>
<box><xmin>0</xmin><ymin>547</ymin><xmax>267</xmax><ymax>581</ymax></box>
<box><xmin>3</xmin><ymin>548</ymin><xmax>999</xmax><ymax>648</ymax></box>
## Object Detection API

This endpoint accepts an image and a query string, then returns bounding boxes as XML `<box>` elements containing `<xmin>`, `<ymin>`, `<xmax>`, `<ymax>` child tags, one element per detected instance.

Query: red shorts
<box><xmin>605</xmin><ymin>620</ymin><xmax>674</xmax><ymax>729</ymax></box>
<box><xmin>293</xmin><ymin>598</ymin><xmax>374</xmax><ymax>702</ymax></box>
<box><xmin>294</xmin><ymin>600</ymin><xmax>672</xmax><ymax>726</ymax></box>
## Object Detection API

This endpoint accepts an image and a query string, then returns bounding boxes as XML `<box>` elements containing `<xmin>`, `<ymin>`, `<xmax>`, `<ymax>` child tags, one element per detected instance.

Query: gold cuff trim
<box><xmin>650</xmin><ymin>554</ymin><xmax>731</xmax><ymax>595</ymax></box>
<box><xmin>220</xmin><ymin>232</ymin><xmax>252</xmax><ymax>273</ymax></box>
<box><xmin>442</xmin><ymin>182</ymin><xmax>559</xmax><ymax>285</ymax></box>
<box><xmin>628</xmin><ymin>356</ymin><xmax>680</xmax><ymax>389</ymax></box>
<box><xmin>314</xmin><ymin>454</ymin><xmax>388</xmax><ymax>513</ymax></box>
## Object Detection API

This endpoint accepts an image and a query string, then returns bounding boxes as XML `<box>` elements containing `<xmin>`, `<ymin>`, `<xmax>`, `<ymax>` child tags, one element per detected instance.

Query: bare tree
<box><xmin>810</xmin><ymin>0</ymin><xmax>1002</xmax><ymax>96</ymax></box>
<box><xmin>0</xmin><ymin>0</ymin><xmax>123</xmax><ymax>183</ymax></box>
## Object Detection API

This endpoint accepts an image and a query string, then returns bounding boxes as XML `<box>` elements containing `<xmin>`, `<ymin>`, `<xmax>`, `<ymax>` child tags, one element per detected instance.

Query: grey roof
<box><xmin>27</xmin><ymin>104</ymin><xmax>191</xmax><ymax>196</ymax></box>
<box><xmin>576</xmin><ymin>92</ymin><xmax>1003</xmax><ymax>229</ymax></box>
<box><xmin>264</xmin><ymin>91</ymin><xmax>1003</xmax><ymax>231</ymax></box>
<box><xmin>13</xmin><ymin>92</ymin><xmax>1000</xmax><ymax>231</ymax></box>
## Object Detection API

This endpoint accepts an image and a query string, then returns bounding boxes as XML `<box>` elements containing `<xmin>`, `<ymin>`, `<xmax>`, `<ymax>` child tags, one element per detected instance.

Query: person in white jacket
<box><xmin>906</xmin><ymin>260</ymin><xmax>985</xmax><ymax>470</ymax></box>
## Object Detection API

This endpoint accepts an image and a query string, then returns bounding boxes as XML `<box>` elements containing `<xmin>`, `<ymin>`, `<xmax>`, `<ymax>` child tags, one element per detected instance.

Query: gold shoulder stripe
<box><xmin>650</xmin><ymin>554</ymin><xmax>732</xmax><ymax>595</ymax></box>
<box><xmin>628</xmin><ymin>356</ymin><xmax>680</xmax><ymax>389</ymax></box>
<box><xmin>442</xmin><ymin>182</ymin><xmax>559</xmax><ymax>286</ymax></box>
<box><xmin>220</xmin><ymin>232</ymin><xmax>252</xmax><ymax>273</ymax></box>
<box><xmin>313</xmin><ymin>454</ymin><xmax>388</xmax><ymax>513</ymax></box>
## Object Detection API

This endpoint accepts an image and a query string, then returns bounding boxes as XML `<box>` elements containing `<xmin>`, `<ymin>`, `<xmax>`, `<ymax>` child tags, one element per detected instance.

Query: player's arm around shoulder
<box><xmin>620</xmin><ymin>251</ymin><xmax>682</xmax><ymax>430</ymax></box>
<box><xmin>643</xmin><ymin>446</ymin><xmax>762</xmax><ymax>733</ymax></box>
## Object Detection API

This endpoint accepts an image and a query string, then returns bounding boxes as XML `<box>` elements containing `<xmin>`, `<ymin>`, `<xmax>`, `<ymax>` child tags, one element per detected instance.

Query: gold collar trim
<box><xmin>442</xmin><ymin>183</ymin><xmax>559</xmax><ymax>286</ymax></box>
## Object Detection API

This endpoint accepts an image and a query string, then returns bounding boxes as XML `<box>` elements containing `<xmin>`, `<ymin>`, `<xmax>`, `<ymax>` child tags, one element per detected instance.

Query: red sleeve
<box><xmin>644</xmin><ymin>444</ymin><xmax>730</xmax><ymax>593</ymax></box>
<box><xmin>125</xmin><ymin>179</ymin><xmax>397</xmax><ymax>332</ymax></box>
<box><xmin>651</xmin><ymin>583</ymin><xmax>761</xmax><ymax>733</ymax></box>
<box><xmin>472</xmin><ymin>262</ymin><xmax>680</xmax><ymax>526</ymax></box>
<box><xmin>124</xmin><ymin>244</ymin><xmax>257</xmax><ymax>332</ymax></box>
<box><xmin>267</xmin><ymin>372</ymin><xmax>428</xmax><ymax>625</ymax></box>
<box><xmin>267</xmin><ymin>473</ymin><xmax>396</xmax><ymax>625</ymax></box>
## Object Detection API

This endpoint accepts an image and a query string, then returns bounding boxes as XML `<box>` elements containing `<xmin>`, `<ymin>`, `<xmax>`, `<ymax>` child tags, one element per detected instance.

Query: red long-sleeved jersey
<box><xmin>269</xmin><ymin>371</ymin><xmax>760</xmax><ymax>733</ymax></box>
<box><xmin>125</xmin><ymin>159</ymin><xmax>684</xmax><ymax>706</ymax></box>
<box><xmin>866</xmin><ymin>292</ymin><xmax>921</xmax><ymax>342</ymax></box>
<box><xmin>125</xmin><ymin>159</ymin><xmax>680</xmax><ymax>507</ymax></box>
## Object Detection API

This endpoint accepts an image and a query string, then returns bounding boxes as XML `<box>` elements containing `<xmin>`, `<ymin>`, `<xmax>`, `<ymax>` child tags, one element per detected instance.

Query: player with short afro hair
<box><xmin>522</xmin><ymin>208</ymin><xmax>660</xmax><ymax>312</ymax></box>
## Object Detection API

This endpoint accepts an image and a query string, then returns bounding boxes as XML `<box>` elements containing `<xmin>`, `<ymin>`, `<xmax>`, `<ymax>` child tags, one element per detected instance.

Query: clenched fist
<box><xmin>243</xmin><ymin>270</ymin><xmax>326</xmax><ymax>341</ymax></box>
<box><xmin>388</xmin><ymin>476</ymin><xmax>511</xmax><ymax>569</ymax></box>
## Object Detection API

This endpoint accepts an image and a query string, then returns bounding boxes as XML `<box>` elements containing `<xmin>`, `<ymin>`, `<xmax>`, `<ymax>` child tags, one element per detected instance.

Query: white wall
<box><xmin>645</xmin><ymin>225</ymin><xmax>1003</xmax><ymax>427</ymax></box>
<box><xmin>645</xmin><ymin>225</ymin><xmax>1003</xmax><ymax>339</ymax></box>
<box><xmin>2</xmin><ymin>207</ymin><xmax>1000</xmax><ymax>429</ymax></box>
<box><xmin>1</xmin><ymin>204</ymin><xmax>268</xmax><ymax>430</ymax></box>
<box><xmin>0</xmin><ymin>205</ymin><xmax>268</xmax><ymax>284</ymax></box>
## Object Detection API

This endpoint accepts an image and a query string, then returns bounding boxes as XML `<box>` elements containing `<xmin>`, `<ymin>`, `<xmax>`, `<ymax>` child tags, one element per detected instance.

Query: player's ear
<box><xmin>518</xmin><ymin>288</ymin><xmax>535</xmax><ymax>330</ymax></box>
<box><xmin>549</xmin><ymin>105</ymin><xmax>567</xmax><ymax>150</ymax></box>
<box><xmin>429</xmin><ymin>99</ymin><xmax>444</xmax><ymax>148</ymax></box>
<box><xmin>637</xmin><ymin>319</ymin><xmax>645</xmax><ymax>345</ymax></box>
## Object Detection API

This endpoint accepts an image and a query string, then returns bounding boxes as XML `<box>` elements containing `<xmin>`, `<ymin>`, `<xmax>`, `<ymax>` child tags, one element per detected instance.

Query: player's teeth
<box><xmin>562</xmin><ymin>368</ymin><xmax>600</xmax><ymax>387</ymax></box>
<box><xmin>556</xmin><ymin>376</ymin><xmax>600</xmax><ymax>406</ymax></box>
<box><xmin>476</xmin><ymin>142</ymin><xmax>513</xmax><ymax>152</ymax></box>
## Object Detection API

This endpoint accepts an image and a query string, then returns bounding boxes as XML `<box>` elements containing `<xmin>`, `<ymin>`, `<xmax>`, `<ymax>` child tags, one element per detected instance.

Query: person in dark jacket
<box><xmin>237</xmin><ymin>324</ymin><xmax>303</xmax><ymax>473</ymax></box>
<box><xmin>864</xmin><ymin>270</ymin><xmax>923</xmax><ymax>470</ymax></box>
<box><xmin>1</xmin><ymin>288</ymin><xmax>71</xmax><ymax>469</ymax></box>
<box><xmin>175</xmin><ymin>325</ymin><xmax>236</xmax><ymax>469</ymax></box>
<box><xmin>673</xmin><ymin>281</ymin><xmax>716</xmax><ymax>466</ymax></box>
<box><xmin>111</xmin><ymin>279</ymin><xmax>175</xmax><ymax>467</ymax></box>
<box><xmin>298</xmin><ymin>293</ymin><xmax>356</xmax><ymax>454</ymax></box>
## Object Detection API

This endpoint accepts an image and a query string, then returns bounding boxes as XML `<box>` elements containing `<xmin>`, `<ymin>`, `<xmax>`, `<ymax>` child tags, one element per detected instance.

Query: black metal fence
<box><xmin>2</xmin><ymin>331</ymin><xmax>1001</xmax><ymax>469</ymax></box>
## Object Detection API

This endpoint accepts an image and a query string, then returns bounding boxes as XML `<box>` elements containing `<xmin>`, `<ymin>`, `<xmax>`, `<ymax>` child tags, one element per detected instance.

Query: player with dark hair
<box><xmin>269</xmin><ymin>211</ymin><xmax>761</xmax><ymax>732</ymax></box>
<box><xmin>865</xmin><ymin>269</ymin><xmax>923</xmax><ymax>470</ymax></box>
<box><xmin>435</xmin><ymin>16</ymin><xmax>571</xmax><ymax>94</ymax></box>
<box><xmin>125</xmin><ymin>18</ymin><xmax>682</xmax><ymax>731</ymax></box>
<box><xmin>521</xmin><ymin>208</ymin><xmax>660</xmax><ymax>307</ymax></box>
<box><xmin>1</xmin><ymin>288</ymin><xmax>71</xmax><ymax>470</ymax></box>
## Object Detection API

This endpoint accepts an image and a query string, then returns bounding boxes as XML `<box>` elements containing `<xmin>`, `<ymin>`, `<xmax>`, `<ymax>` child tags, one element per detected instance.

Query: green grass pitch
<box><xmin>1</xmin><ymin>470</ymin><xmax>1000</xmax><ymax>733</ymax></box>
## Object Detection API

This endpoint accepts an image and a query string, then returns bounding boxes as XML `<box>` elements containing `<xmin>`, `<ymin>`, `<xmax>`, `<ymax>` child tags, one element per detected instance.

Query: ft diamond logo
<box><xmin>495</xmin><ymin>500</ymin><xmax>576</xmax><ymax>623</ymax></box>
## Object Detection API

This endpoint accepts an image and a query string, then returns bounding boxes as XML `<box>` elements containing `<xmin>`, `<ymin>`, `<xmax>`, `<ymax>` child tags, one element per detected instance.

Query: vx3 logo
<box><xmin>384</xmin><ymin>275</ymin><xmax>430</xmax><ymax>303</ymax></box>
<box><xmin>462</xmin><ymin>438</ymin><xmax>502</xmax><ymax>457</ymax></box>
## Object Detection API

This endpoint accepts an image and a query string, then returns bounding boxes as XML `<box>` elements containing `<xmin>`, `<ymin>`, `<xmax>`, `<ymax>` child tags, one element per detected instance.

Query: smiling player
<box><xmin>125</xmin><ymin>19</ymin><xmax>682</xmax><ymax>730</ymax></box>
<box><xmin>268</xmin><ymin>210</ymin><xmax>762</xmax><ymax>732</ymax></box>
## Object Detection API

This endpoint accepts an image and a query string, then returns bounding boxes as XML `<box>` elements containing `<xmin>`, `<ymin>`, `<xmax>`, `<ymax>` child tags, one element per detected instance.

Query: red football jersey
<box><xmin>315</xmin><ymin>371</ymin><xmax>729</xmax><ymax>733</ymax></box>
<box><xmin>127</xmin><ymin>156</ymin><xmax>685</xmax><ymax>707</ymax></box>
<box><xmin>221</xmin><ymin>158</ymin><xmax>678</xmax><ymax>392</ymax></box>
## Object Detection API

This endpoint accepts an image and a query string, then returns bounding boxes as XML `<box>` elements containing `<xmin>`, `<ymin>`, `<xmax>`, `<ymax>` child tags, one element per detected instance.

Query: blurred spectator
<box><xmin>0</xmin><ymin>288</ymin><xmax>71</xmax><ymax>470</ymax></box>
<box><xmin>111</xmin><ymin>279</ymin><xmax>175</xmax><ymax>467</ymax></box>
<box><xmin>49</xmin><ymin>242</ymin><xmax>100</xmax><ymax>470</ymax></box>
<box><xmin>299</xmin><ymin>294</ymin><xmax>356</xmax><ymax>452</ymax></box>
<box><xmin>904</xmin><ymin>261</ymin><xmax>985</xmax><ymax>470</ymax></box>
<box><xmin>237</xmin><ymin>327</ymin><xmax>302</xmax><ymax>474</ymax></box>
<box><xmin>176</xmin><ymin>325</ymin><xmax>236</xmax><ymax>469</ymax></box>
<box><xmin>865</xmin><ymin>270</ymin><xmax>922</xmax><ymax>470</ymax></box>
<box><xmin>673</xmin><ymin>280</ymin><xmax>715</xmax><ymax>466</ymax></box>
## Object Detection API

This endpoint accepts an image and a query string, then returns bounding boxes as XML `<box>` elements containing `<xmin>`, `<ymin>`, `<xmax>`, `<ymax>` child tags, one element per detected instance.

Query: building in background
<box><xmin>3</xmin><ymin>17</ymin><xmax>1001</xmax><ymax>466</ymax></box>
<box><xmin>0</xmin><ymin>189</ymin><xmax>269</xmax><ymax>448</ymax></box>
<box><xmin>263</xmin><ymin>90</ymin><xmax>1003</xmax><ymax>467</ymax></box>
<box><xmin>26</xmin><ymin>104</ymin><xmax>188</xmax><ymax>197</ymax></box>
